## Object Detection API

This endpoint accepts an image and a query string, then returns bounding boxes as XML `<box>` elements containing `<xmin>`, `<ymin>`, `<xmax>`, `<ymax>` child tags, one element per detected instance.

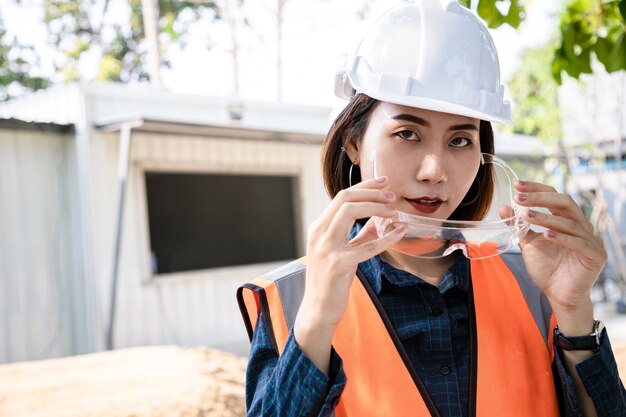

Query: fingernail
<box><xmin>527</xmin><ymin>209</ymin><xmax>536</xmax><ymax>217</ymax></box>
<box><xmin>547</xmin><ymin>230</ymin><xmax>557</xmax><ymax>238</ymax></box>
<box><xmin>517</xmin><ymin>180</ymin><xmax>527</xmax><ymax>186</ymax></box>
<box><xmin>517</xmin><ymin>193</ymin><xmax>527</xmax><ymax>202</ymax></box>
<box><xmin>376</xmin><ymin>176</ymin><xmax>387</xmax><ymax>183</ymax></box>
<box><xmin>385</xmin><ymin>192</ymin><xmax>395</xmax><ymax>200</ymax></box>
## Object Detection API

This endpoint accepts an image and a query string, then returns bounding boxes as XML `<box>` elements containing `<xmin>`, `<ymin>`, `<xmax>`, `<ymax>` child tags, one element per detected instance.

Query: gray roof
<box><xmin>0</xmin><ymin>118</ymin><xmax>74</xmax><ymax>133</ymax></box>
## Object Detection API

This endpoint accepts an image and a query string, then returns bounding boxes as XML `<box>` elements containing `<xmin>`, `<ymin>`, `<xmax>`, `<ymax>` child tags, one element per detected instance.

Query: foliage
<box><xmin>461</xmin><ymin>0</ymin><xmax>626</xmax><ymax>83</ymax></box>
<box><xmin>506</xmin><ymin>42</ymin><xmax>562</xmax><ymax>143</ymax></box>
<box><xmin>42</xmin><ymin>0</ymin><xmax>220</xmax><ymax>83</ymax></box>
<box><xmin>3</xmin><ymin>0</ymin><xmax>625</xmax><ymax>95</ymax></box>
<box><xmin>0</xmin><ymin>15</ymin><xmax>49</xmax><ymax>101</ymax></box>
<box><xmin>552</xmin><ymin>0</ymin><xmax>626</xmax><ymax>83</ymax></box>
<box><xmin>458</xmin><ymin>0</ymin><xmax>526</xmax><ymax>29</ymax></box>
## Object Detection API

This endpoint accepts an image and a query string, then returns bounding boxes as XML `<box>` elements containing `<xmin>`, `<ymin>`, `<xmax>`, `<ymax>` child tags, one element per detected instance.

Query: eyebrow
<box><xmin>392</xmin><ymin>114</ymin><xmax>479</xmax><ymax>131</ymax></box>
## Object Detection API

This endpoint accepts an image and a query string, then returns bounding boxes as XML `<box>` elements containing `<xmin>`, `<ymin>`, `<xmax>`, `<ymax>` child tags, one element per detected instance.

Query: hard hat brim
<box><xmin>361</xmin><ymin>90</ymin><xmax>513</xmax><ymax>125</ymax></box>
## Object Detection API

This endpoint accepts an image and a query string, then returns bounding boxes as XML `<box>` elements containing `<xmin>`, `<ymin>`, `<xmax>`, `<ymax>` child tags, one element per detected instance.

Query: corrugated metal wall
<box><xmin>0</xmin><ymin>128</ymin><xmax>75</xmax><ymax>364</ymax></box>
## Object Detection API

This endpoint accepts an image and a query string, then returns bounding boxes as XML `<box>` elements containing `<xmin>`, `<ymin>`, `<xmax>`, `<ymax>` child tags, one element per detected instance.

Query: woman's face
<box><xmin>349</xmin><ymin>102</ymin><xmax>482</xmax><ymax>220</ymax></box>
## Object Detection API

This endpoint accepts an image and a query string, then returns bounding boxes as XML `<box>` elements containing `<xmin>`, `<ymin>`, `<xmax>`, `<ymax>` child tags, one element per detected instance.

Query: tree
<box><xmin>552</xmin><ymin>0</ymin><xmax>626</xmax><ymax>83</ymax></box>
<box><xmin>42</xmin><ymin>0</ymin><xmax>220</xmax><ymax>83</ymax></box>
<box><xmin>460</xmin><ymin>0</ymin><xmax>626</xmax><ymax>83</ymax></box>
<box><xmin>506</xmin><ymin>42</ymin><xmax>563</xmax><ymax>143</ymax></box>
<box><xmin>0</xmin><ymin>14</ymin><xmax>49</xmax><ymax>101</ymax></box>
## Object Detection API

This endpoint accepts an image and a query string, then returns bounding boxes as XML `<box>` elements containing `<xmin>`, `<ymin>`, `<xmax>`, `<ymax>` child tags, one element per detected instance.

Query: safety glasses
<box><xmin>372</xmin><ymin>152</ymin><xmax>529</xmax><ymax>260</ymax></box>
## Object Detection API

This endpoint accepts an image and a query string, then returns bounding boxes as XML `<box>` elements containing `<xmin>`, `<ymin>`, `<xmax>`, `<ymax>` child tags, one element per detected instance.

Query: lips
<box><xmin>406</xmin><ymin>197</ymin><xmax>444</xmax><ymax>214</ymax></box>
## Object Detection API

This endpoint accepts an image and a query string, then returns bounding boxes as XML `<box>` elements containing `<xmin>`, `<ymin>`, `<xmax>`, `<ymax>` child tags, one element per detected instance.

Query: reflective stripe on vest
<box><xmin>237</xmin><ymin>253</ymin><xmax>559</xmax><ymax>417</ymax></box>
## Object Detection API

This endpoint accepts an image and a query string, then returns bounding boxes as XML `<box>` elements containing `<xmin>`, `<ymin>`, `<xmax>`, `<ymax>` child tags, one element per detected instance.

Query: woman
<box><xmin>238</xmin><ymin>1</ymin><xmax>626</xmax><ymax>416</ymax></box>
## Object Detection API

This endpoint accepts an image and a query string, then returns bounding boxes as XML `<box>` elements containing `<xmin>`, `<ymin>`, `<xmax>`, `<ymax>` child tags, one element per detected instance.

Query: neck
<box><xmin>380</xmin><ymin>250</ymin><xmax>460</xmax><ymax>287</ymax></box>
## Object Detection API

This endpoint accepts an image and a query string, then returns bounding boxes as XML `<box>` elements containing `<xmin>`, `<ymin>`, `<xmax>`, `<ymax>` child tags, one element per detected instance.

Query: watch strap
<box><xmin>554</xmin><ymin>320</ymin><xmax>604</xmax><ymax>353</ymax></box>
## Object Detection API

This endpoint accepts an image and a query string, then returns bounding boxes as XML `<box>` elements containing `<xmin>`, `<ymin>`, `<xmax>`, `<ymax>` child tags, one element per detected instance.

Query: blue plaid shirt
<box><xmin>246</xmin><ymin>254</ymin><xmax>626</xmax><ymax>416</ymax></box>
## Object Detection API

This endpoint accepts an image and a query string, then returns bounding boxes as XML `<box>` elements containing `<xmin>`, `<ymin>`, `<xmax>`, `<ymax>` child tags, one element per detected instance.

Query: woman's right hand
<box><xmin>293</xmin><ymin>176</ymin><xmax>406</xmax><ymax>374</ymax></box>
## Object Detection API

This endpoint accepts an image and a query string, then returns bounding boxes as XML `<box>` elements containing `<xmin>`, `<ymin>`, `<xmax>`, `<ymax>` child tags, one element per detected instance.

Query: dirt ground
<box><xmin>0</xmin><ymin>346</ymin><xmax>246</xmax><ymax>417</ymax></box>
<box><xmin>1</xmin><ymin>343</ymin><xmax>626</xmax><ymax>417</ymax></box>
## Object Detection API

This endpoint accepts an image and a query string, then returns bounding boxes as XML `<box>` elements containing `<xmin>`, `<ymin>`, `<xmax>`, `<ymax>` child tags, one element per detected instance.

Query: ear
<box><xmin>344</xmin><ymin>140</ymin><xmax>360</xmax><ymax>165</ymax></box>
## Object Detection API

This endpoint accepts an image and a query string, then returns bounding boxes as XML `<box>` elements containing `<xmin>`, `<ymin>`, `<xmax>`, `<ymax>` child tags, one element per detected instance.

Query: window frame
<box><xmin>133</xmin><ymin>160</ymin><xmax>304</xmax><ymax>282</ymax></box>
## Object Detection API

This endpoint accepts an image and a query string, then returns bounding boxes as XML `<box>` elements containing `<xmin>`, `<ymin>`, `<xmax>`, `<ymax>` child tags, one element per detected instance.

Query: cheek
<box><xmin>464</xmin><ymin>172</ymin><xmax>477</xmax><ymax>192</ymax></box>
<box><xmin>361</xmin><ymin>137</ymin><xmax>407</xmax><ymax>178</ymax></box>
<box><xmin>452</xmin><ymin>165</ymin><xmax>480</xmax><ymax>203</ymax></box>
<box><xmin>361</xmin><ymin>156</ymin><xmax>407</xmax><ymax>193</ymax></box>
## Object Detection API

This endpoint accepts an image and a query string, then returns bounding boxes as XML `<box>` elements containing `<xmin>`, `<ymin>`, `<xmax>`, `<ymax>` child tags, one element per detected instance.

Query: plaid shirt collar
<box><xmin>351</xmin><ymin>223</ymin><xmax>469</xmax><ymax>295</ymax></box>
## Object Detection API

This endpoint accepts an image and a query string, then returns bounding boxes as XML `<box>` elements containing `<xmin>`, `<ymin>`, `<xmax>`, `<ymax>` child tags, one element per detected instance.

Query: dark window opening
<box><xmin>145</xmin><ymin>172</ymin><xmax>299</xmax><ymax>274</ymax></box>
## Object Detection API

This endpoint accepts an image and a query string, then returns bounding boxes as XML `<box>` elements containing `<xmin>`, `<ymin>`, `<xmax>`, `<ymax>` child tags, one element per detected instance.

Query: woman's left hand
<box><xmin>511</xmin><ymin>180</ymin><xmax>608</xmax><ymax>312</ymax></box>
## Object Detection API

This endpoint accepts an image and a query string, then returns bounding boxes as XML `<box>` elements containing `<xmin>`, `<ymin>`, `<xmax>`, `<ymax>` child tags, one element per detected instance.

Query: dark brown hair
<box><xmin>321</xmin><ymin>94</ymin><xmax>495</xmax><ymax>221</ymax></box>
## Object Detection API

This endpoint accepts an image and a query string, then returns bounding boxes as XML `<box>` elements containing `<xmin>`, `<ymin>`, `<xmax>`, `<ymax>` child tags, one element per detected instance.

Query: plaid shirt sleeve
<box><xmin>554</xmin><ymin>329</ymin><xmax>626</xmax><ymax>417</ymax></box>
<box><xmin>245</xmin><ymin>311</ymin><xmax>347</xmax><ymax>417</ymax></box>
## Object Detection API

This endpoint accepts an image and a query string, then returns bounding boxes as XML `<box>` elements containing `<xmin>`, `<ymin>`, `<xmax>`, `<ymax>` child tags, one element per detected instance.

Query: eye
<box><xmin>394</xmin><ymin>130</ymin><xmax>419</xmax><ymax>141</ymax></box>
<box><xmin>450</xmin><ymin>136</ymin><xmax>472</xmax><ymax>148</ymax></box>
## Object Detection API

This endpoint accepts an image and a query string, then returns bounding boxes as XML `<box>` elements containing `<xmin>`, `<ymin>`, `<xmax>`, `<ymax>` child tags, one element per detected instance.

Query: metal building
<box><xmin>0</xmin><ymin>83</ymin><xmax>330</xmax><ymax>363</ymax></box>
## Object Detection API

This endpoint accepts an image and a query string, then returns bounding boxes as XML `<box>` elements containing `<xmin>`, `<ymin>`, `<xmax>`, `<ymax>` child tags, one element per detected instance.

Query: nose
<box><xmin>416</xmin><ymin>153</ymin><xmax>448</xmax><ymax>184</ymax></box>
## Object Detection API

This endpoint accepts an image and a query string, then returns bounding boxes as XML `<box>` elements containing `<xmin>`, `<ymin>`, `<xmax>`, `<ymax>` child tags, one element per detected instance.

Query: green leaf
<box><xmin>574</xmin><ymin>47</ymin><xmax>593</xmax><ymax>74</ymax></box>
<box><xmin>608</xmin><ymin>32</ymin><xmax>626</xmax><ymax>72</ymax></box>
<box><xmin>503</xmin><ymin>0</ymin><xmax>525</xmax><ymax>28</ymax></box>
<box><xmin>594</xmin><ymin>36</ymin><xmax>614</xmax><ymax>69</ymax></box>
<box><xmin>96</xmin><ymin>54</ymin><xmax>123</xmax><ymax>81</ymax></box>
<box><xmin>477</xmin><ymin>0</ymin><xmax>506</xmax><ymax>28</ymax></box>
<box><xmin>458</xmin><ymin>0</ymin><xmax>471</xmax><ymax>8</ymax></box>
<box><xmin>619</xmin><ymin>0</ymin><xmax>626</xmax><ymax>22</ymax></box>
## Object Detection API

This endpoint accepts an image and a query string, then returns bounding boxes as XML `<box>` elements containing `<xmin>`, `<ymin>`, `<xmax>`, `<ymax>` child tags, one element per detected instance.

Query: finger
<box><xmin>350</xmin><ymin>224</ymin><xmax>407</xmax><ymax>264</ymax></box>
<box><xmin>328</xmin><ymin>201</ymin><xmax>397</xmax><ymax>242</ymax></box>
<box><xmin>498</xmin><ymin>205</ymin><xmax>515</xmax><ymax>226</ymax></box>
<box><xmin>540</xmin><ymin>230</ymin><xmax>608</xmax><ymax>271</ymax></box>
<box><xmin>523</xmin><ymin>208</ymin><xmax>595</xmax><ymax>240</ymax></box>
<box><xmin>514</xmin><ymin>190</ymin><xmax>588</xmax><ymax>227</ymax></box>
<box><xmin>518</xmin><ymin>228</ymin><xmax>541</xmax><ymax>251</ymax></box>
<box><xmin>514</xmin><ymin>180</ymin><xmax>557</xmax><ymax>193</ymax></box>
<box><xmin>349</xmin><ymin>216</ymin><xmax>382</xmax><ymax>247</ymax></box>
<box><xmin>514</xmin><ymin>181</ymin><xmax>586</xmax><ymax>220</ymax></box>
<box><xmin>317</xmin><ymin>177</ymin><xmax>394</xmax><ymax>229</ymax></box>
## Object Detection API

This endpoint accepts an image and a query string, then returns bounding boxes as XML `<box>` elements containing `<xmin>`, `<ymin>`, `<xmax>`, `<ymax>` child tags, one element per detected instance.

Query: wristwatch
<box><xmin>554</xmin><ymin>320</ymin><xmax>605</xmax><ymax>353</ymax></box>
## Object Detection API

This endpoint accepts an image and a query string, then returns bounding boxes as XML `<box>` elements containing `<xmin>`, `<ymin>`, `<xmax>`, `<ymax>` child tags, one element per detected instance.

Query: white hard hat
<box><xmin>334</xmin><ymin>0</ymin><xmax>512</xmax><ymax>124</ymax></box>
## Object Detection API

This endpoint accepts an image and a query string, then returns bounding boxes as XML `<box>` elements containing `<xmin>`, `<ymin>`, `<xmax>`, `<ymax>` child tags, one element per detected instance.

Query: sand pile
<box><xmin>0</xmin><ymin>346</ymin><xmax>246</xmax><ymax>417</ymax></box>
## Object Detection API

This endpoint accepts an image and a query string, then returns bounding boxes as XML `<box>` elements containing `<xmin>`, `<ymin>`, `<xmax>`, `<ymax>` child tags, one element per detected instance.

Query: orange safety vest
<box><xmin>238</xmin><ymin>252</ymin><xmax>560</xmax><ymax>417</ymax></box>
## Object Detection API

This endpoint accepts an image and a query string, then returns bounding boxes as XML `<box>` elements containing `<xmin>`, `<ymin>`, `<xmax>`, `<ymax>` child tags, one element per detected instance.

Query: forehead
<box><xmin>372</xmin><ymin>102</ymin><xmax>479</xmax><ymax>127</ymax></box>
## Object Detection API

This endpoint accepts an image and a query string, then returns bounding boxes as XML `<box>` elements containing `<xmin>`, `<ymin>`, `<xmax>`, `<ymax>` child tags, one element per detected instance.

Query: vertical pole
<box><xmin>224</xmin><ymin>0</ymin><xmax>240</xmax><ymax>95</ymax></box>
<box><xmin>276</xmin><ymin>0</ymin><xmax>284</xmax><ymax>101</ymax></box>
<box><xmin>142</xmin><ymin>0</ymin><xmax>162</xmax><ymax>89</ymax></box>
<box><xmin>106</xmin><ymin>123</ymin><xmax>132</xmax><ymax>350</ymax></box>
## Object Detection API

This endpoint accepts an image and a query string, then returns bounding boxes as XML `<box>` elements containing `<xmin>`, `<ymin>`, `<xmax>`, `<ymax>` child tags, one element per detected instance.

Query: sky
<box><xmin>163</xmin><ymin>0</ymin><xmax>564</xmax><ymax>107</ymax></box>
<box><xmin>0</xmin><ymin>0</ymin><xmax>564</xmax><ymax>108</ymax></box>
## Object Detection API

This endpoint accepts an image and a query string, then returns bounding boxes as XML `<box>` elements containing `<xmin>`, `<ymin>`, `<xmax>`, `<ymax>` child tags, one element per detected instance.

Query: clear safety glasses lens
<box><xmin>373</xmin><ymin>152</ymin><xmax>529</xmax><ymax>260</ymax></box>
